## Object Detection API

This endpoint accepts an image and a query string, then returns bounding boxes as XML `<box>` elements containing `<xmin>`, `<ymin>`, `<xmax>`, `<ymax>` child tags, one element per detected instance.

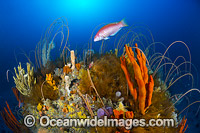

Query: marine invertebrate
<box><xmin>0</xmin><ymin>102</ymin><xmax>21</xmax><ymax>132</ymax></box>
<box><xmin>120</xmin><ymin>56</ymin><xmax>137</xmax><ymax>100</ymax></box>
<box><xmin>64</xmin><ymin>75</ymin><xmax>71</xmax><ymax>96</ymax></box>
<box><xmin>35</xmin><ymin>17</ymin><xmax>69</xmax><ymax>70</ymax></box>
<box><xmin>146</xmin><ymin>75</ymin><xmax>154</xmax><ymax>108</ymax></box>
<box><xmin>83</xmin><ymin>49</ymin><xmax>94</xmax><ymax>66</ymax></box>
<box><xmin>113</xmin><ymin>109</ymin><xmax>124</xmax><ymax>119</ymax></box>
<box><xmin>97</xmin><ymin>108</ymin><xmax>105</xmax><ymax>118</ymax></box>
<box><xmin>121</xmin><ymin>44</ymin><xmax>154</xmax><ymax>115</ymax></box>
<box><xmin>13</xmin><ymin>62</ymin><xmax>35</xmax><ymax>96</ymax></box>
<box><xmin>21</xmin><ymin>74</ymin><xmax>59</xmax><ymax>105</ymax></box>
<box><xmin>106</xmin><ymin>107</ymin><xmax>113</xmax><ymax>115</ymax></box>
<box><xmin>178</xmin><ymin>116</ymin><xmax>188</xmax><ymax>133</ymax></box>
<box><xmin>54</xmin><ymin>68</ymin><xmax>63</xmax><ymax>77</ymax></box>
<box><xmin>70</xmin><ymin>50</ymin><xmax>75</xmax><ymax>70</ymax></box>
<box><xmin>62</xmin><ymin>107</ymin><xmax>68</xmax><ymax>113</ymax></box>
<box><xmin>42</xmin><ymin>40</ymin><xmax>55</xmax><ymax>67</ymax></box>
<box><xmin>115</xmin><ymin>91</ymin><xmax>121</xmax><ymax>97</ymax></box>
<box><xmin>125</xmin><ymin>44</ymin><xmax>147</xmax><ymax>115</ymax></box>
<box><xmin>12</xmin><ymin>87</ymin><xmax>23</xmax><ymax>107</ymax></box>
<box><xmin>115</xmin><ymin>101</ymin><xmax>127</xmax><ymax>112</ymax></box>
<box><xmin>77</xmin><ymin>90</ymin><xmax>95</xmax><ymax>118</ymax></box>
<box><xmin>46</xmin><ymin>73</ymin><xmax>58</xmax><ymax>90</ymax></box>
<box><xmin>125</xmin><ymin>111</ymin><xmax>134</xmax><ymax>119</ymax></box>
<box><xmin>63</xmin><ymin>65</ymin><xmax>72</xmax><ymax>74</ymax></box>
<box><xmin>75</xmin><ymin>63</ymin><xmax>81</xmax><ymax>71</ymax></box>
<box><xmin>37</xmin><ymin>103</ymin><xmax>43</xmax><ymax>111</ymax></box>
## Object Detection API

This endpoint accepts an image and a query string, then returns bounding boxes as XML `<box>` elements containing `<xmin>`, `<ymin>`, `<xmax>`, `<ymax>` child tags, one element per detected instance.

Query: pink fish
<box><xmin>94</xmin><ymin>19</ymin><xmax>128</xmax><ymax>42</ymax></box>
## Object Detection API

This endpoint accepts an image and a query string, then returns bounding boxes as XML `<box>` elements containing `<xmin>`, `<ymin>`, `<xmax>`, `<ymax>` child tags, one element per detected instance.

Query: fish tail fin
<box><xmin>120</xmin><ymin>18</ymin><xmax>128</xmax><ymax>27</ymax></box>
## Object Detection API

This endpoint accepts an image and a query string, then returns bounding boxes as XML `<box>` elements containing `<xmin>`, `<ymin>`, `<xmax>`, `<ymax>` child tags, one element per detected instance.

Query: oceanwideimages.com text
<box><xmin>24</xmin><ymin>115</ymin><xmax>175</xmax><ymax>130</ymax></box>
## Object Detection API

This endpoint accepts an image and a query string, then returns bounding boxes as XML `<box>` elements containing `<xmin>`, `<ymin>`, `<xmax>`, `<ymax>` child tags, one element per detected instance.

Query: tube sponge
<box><xmin>125</xmin><ymin>45</ymin><xmax>146</xmax><ymax>115</ymax></box>
<box><xmin>120</xmin><ymin>56</ymin><xmax>137</xmax><ymax>100</ymax></box>
<box><xmin>145</xmin><ymin>75</ymin><xmax>154</xmax><ymax>109</ymax></box>
<box><xmin>70</xmin><ymin>50</ymin><xmax>75</xmax><ymax>70</ymax></box>
<box><xmin>123</xmin><ymin>44</ymin><xmax>154</xmax><ymax>115</ymax></box>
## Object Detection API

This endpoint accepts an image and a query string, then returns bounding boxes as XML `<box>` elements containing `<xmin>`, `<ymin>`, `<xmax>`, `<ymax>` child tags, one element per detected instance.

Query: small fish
<box><xmin>94</xmin><ymin>19</ymin><xmax>128</xmax><ymax>42</ymax></box>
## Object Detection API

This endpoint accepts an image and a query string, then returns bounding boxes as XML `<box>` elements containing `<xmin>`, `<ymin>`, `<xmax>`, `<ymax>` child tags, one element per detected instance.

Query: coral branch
<box><xmin>122</xmin><ymin>44</ymin><xmax>154</xmax><ymax>115</ymax></box>
<box><xmin>145</xmin><ymin>75</ymin><xmax>154</xmax><ymax>109</ymax></box>
<box><xmin>178</xmin><ymin>116</ymin><xmax>188</xmax><ymax>133</ymax></box>
<box><xmin>12</xmin><ymin>87</ymin><xmax>20</xmax><ymax>102</ymax></box>
<box><xmin>141</xmin><ymin>52</ymin><xmax>149</xmax><ymax>85</ymax></box>
<box><xmin>77</xmin><ymin>90</ymin><xmax>94</xmax><ymax>118</ymax></box>
<box><xmin>0</xmin><ymin>102</ymin><xmax>21</xmax><ymax>132</ymax></box>
<box><xmin>76</xmin><ymin>63</ymin><xmax>81</xmax><ymax>71</ymax></box>
<box><xmin>125</xmin><ymin>45</ymin><xmax>146</xmax><ymax>115</ymax></box>
<box><xmin>13</xmin><ymin>62</ymin><xmax>35</xmax><ymax>96</ymax></box>
<box><xmin>63</xmin><ymin>65</ymin><xmax>72</xmax><ymax>74</ymax></box>
<box><xmin>87</xmin><ymin>69</ymin><xmax>105</xmax><ymax>107</ymax></box>
<box><xmin>70</xmin><ymin>50</ymin><xmax>75</xmax><ymax>70</ymax></box>
<box><xmin>135</xmin><ymin>43</ymin><xmax>149</xmax><ymax>85</ymax></box>
<box><xmin>46</xmin><ymin>73</ymin><xmax>58</xmax><ymax>90</ymax></box>
<box><xmin>135</xmin><ymin>43</ymin><xmax>144</xmax><ymax>79</ymax></box>
<box><xmin>5</xmin><ymin>102</ymin><xmax>20</xmax><ymax>125</ymax></box>
<box><xmin>120</xmin><ymin>56</ymin><xmax>137</xmax><ymax>100</ymax></box>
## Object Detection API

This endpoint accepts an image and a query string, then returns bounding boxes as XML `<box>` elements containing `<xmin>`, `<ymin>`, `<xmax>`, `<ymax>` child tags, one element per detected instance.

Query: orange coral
<box><xmin>121</xmin><ymin>44</ymin><xmax>154</xmax><ymax>115</ymax></box>
<box><xmin>113</xmin><ymin>109</ymin><xmax>124</xmax><ymax>119</ymax></box>
<box><xmin>12</xmin><ymin>87</ymin><xmax>20</xmax><ymax>102</ymax></box>
<box><xmin>178</xmin><ymin>116</ymin><xmax>188</xmax><ymax>133</ymax></box>
<box><xmin>0</xmin><ymin>102</ymin><xmax>21</xmax><ymax>132</ymax></box>
<box><xmin>117</xmin><ymin>128</ymin><xmax>130</xmax><ymax>133</ymax></box>
<box><xmin>62</xmin><ymin>107</ymin><xmax>68</xmax><ymax>113</ymax></box>
<box><xmin>46</xmin><ymin>74</ymin><xmax>58</xmax><ymax>90</ymax></box>
<box><xmin>120</xmin><ymin>56</ymin><xmax>137</xmax><ymax>100</ymax></box>
<box><xmin>60</xmin><ymin>96</ymin><xmax>65</xmax><ymax>100</ymax></box>
<box><xmin>113</xmin><ymin>109</ymin><xmax>131</xmax><ymax>133</ymax></box>
<box><xmin>125</xmin><ymin>111</ymin><xmax>134</xmax><ymax>119</ymax></box>
<box><xmin>12</xmin><ymin>87</ymin><xmax>23</xmax><ymax>105</ymax></box>
<box><xmin>75</xmin><ymin>63</ymin><xmax>81</xmax><ymax>71</ymax></box>
<box><xmin>135</xmin><ymin>43</ymin><xmax>149</xmax><ymax>85</ymax></box>
<box><xmin>46</xmin><ymin>73</ymin><xmax>53</xmax><ymax>84</ymax></box>
<box><xmin>125</xmin><ymin>44</ymin><xmax>146</xmax><ymax>115</ymax></box>
<box><xmin>42</xmin><ymin>105</ymin><xmax>49</xmax><ymax>111</ymax></box>
<box><xmin>113</xmin><ymin>109</ymin><xmax>133</xmax><ymax>133</ymax></box>
<box><xmin>145</xmin><ymin>75</ymin><xmax>154</xmax><ymax>109</ymax></box>
<box><xmin>63</xmin><ymin>65</ymin><xmax>72</xmax><ymax>74</ymax></box>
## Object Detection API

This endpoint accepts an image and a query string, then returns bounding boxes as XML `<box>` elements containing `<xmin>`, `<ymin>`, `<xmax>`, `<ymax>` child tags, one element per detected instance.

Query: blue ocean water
<box><xmin>0</xmin><ymin>0</ymin><xmax>200</xmax><ymax>132</ymax></box>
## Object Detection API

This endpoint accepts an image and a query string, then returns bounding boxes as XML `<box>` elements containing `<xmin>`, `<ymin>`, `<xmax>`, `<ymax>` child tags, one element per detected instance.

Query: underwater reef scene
<box><xmin>1</xmin><ymin>17</ymin><xmax>200</xmax><ymax>133</ymax></box>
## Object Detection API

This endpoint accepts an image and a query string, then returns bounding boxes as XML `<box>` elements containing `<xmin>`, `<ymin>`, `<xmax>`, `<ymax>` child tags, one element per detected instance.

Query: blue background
<box><xmin>0</xmin><ymin>0</ymin><xmax>200</xmax><ymax>132</ymax></box>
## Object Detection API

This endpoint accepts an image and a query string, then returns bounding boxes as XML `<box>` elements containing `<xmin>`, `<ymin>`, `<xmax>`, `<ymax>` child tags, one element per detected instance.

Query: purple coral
<box><xmin>106</xmin><ymin>107</ymin><xmax>113</xmax><ymax>116</ymax></box>
<box><xmin>97</xmin><ymin>108</ymin><xmax>105</xmax><ymax>118</ymax></box>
